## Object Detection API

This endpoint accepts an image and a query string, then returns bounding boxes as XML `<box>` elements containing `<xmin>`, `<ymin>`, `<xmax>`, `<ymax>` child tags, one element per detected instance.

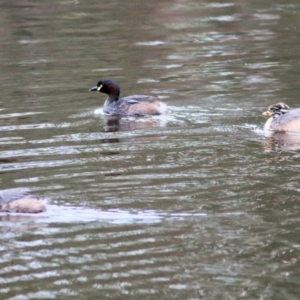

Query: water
<box><xmin>1</xmin><ymin>0</ymin><xmax>300</xmax><ymax>299</ymax></box>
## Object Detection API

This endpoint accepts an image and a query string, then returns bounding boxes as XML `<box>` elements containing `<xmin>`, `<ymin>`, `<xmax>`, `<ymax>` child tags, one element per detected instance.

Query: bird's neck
<box><xmin>107</xmin><ymin>94</ymin><xmax>120</xmax><ymax>102</ymax></box>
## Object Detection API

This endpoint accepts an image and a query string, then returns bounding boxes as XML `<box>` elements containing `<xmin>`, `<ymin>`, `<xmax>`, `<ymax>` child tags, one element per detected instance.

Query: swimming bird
<box><xmin>89</xmin><ymin>79</ymin><xmax>168</xmax><ymax>117</ymax></box>
<box><xmin>0</xmin><ymin>188</ymin><xmax>46</xmax><ymax>213</ymax></box>
<box><xmin>262</xmin><ymin>102</ymin><xmax>300</xmax><ymax>133</ymax></box>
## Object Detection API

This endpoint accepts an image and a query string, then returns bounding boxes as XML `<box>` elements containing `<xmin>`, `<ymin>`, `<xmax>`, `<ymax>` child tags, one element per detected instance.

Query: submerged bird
<box><xmin>0</xmin><ymin>188</ymin><xmax>46</xmax><ymax>213</ymax></box>
<box><xmin>262</xmin><ymin>102</ymin><xmax>300</xmax><ymax>133</ymax></box>
<box><xmin>89</xmin><ymin>79</ymin><xmax>168</xmax><ymax>117</ymax></box>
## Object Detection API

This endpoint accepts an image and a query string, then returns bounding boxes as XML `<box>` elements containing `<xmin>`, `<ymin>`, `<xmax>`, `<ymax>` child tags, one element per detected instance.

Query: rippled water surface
<box><xmin>1</xmin><ymin>0</ymin><xmax>300</xmax><ymax>299</ymax></box>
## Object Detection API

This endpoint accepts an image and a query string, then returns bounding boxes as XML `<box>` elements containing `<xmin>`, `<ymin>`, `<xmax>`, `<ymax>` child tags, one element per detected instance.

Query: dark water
<box><xmin>1</xmin><ymin>0</ymin><xmax>300</xmax><ymax>299</ymax></box>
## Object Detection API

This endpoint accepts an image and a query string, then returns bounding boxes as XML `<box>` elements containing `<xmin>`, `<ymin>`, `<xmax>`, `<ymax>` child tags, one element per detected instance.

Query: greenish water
<box><xmin>1</xmin><ymin>0</ymin><xmax>300</xmax><ymax>299</ymax></box>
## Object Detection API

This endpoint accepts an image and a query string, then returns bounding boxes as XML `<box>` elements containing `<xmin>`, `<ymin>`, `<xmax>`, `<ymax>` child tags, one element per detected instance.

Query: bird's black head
<box><xmin>89</xmin><ymin>79</ymin><xmax>120</xmax><ymax>100</ymax></box>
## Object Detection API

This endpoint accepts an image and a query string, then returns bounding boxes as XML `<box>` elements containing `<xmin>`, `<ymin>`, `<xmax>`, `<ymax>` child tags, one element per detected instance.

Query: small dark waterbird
<box><xmin>89</xmin><ymin>79</ymin><xmax>168</xmax><ymax>117</ymax></box>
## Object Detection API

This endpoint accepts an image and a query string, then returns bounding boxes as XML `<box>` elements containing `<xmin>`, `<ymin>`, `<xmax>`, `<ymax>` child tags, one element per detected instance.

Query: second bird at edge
<box><xmin>262</xmin><ymin>102</ymin><xmax>300</xmax><ymax>133</ymax></box>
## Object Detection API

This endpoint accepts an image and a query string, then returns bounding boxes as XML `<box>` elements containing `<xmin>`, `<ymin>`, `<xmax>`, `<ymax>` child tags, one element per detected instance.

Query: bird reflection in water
<box><xmin>263</xmin><ymin>131</ymin><xmax>300</xmax><ymax>152</ymax></box>
<box><xmin>102</xmin><ymin>114</ymin><xmax>168</xmax><ymax>132</ymax></box>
